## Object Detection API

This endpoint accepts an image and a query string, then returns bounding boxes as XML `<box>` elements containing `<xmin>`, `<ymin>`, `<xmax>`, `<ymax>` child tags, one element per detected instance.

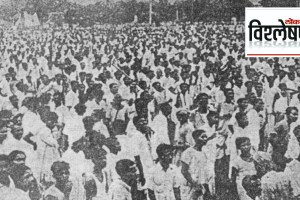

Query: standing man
<box><xmin>109</xmin><ymin>159</ymin><xmax>138</xmax><ymax>200</ymax></box>
<box><xmin>270</xmin><ymin>106</ymin><xmax>298</xmax><ymax>171</ymax></box>
<box><xmin>181</xmin><ymin>130</ymin><xmax>209</xmax><ymax>200</ymax></box>
<box><xmin>148</xmin><ymin>144</ymin><xmax>182</xmax><ymax>200</ymax></box>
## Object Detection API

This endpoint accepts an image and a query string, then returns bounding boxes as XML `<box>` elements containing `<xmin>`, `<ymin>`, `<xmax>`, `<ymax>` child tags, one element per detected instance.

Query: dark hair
<box><xmin>207</xmin><ymin>111</ymin><xmax>219</xmax><ymax>121</ymax></box>
<box><xmin>293</xmin><ymin>125</ymin><xmax>300</xmax><ymax>135</ymax></box>
<box><xmin>237</xmin><ymin>98</ymin><xmax>247</xmax><ymax>105</ymax></box>
<box><xmin>115</xmin><ymin>159</ymin><xmax>135</xmax><ymax>177</ymax></box>
<box><xmin>51</xmin><ymin>161</ymin><xmax>70</xmax><ymax>176</ymax></box>
<box><xmin>253</xmin><ymin>98</ymin><xmax>263</xmax><ymax>105</ymax></box>
<box><xmin>156</xmin><ymin>143</ymin><xmax>172</xmax><ymax>158</ymax></box>
<box><xmin>244</xmin><ymin>81</ymin><xmax>252</xmax><ymax>86</ymax></box>
<box><xmin>9</xmin><ymin>95</ymin><xmax>17</xmax><ymax>102</ymax></box>
<box><xmin>194</xmin><ymin>93</ymin><xmax>209</xmax><ymax>105</ymax></box>
<box><xmin>152</xmin><ymin>82</ymin><xmax>160</xmax><ymax>88</ymax></box>
<box><xmin>242</xmin><ymin>175</ymin><xmax>261</xmax><ymax>199</ymax></box>
<box><xmin>192</xmin><ymin>129</ymin><xmax>206</xmax><ymax>140</ymax></box>
<box><xmin>74</xmin><ymin>103</ymin><xmax>86</xmax><ymax>116</ymax></box>
<box><xmin>53</xmin><ymin>92</ymin><xmax>65</xmax><ymax>105</ymax></box>
<box><xmin>235</xmin><ymin>137</ymin><xmax>250</xmax><ymax>150</ymax></box>
<box><xmin>224</xmin><ymin>88</ymin><xmax>233</xmax><ymax>94</ymax></box>
<box><xmin>71</xmin><ymin>81</ymin><xmax>78</xmax><ymax>86</ymax></box>
<box><xmin>8</xmin><ymin>150</ymin><xmax>26</xmax><ymax>163</ymax></box>
<box><xmin>109</xmin><ymin>83</ymin><xmax>118</xmax><ymax>89</ymax></box>
<box><xmin>41</xmin><ymin>112</ymin><xmax>58</xmax><ymax>124</ymax></box>
<box><xmin>180</xmin><ymin>82</ymin><xmax>189</xmax><ymax>88</ymax></box>
<box><xmin>286</xmin><ymin>106</ymin><xmax>298</xmax><ymax>115</ymax></box>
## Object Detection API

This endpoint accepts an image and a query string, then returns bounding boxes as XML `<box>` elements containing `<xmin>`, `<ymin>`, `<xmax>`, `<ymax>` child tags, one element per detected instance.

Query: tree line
<box><xmin>0</xmin><ymin>0</ymin><xmax>299</xmax><ymax>25</ymax></box>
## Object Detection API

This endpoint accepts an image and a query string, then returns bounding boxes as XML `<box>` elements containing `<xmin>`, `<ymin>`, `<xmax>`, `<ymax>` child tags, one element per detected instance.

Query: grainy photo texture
<box><xmin>0</xmin><ymin>0</ymin><xmax>300</xmax><ymax>200</ymax></box>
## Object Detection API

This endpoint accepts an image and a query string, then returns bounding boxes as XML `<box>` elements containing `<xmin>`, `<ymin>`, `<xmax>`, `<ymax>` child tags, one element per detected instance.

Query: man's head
<box><xmin>113</xmin><ymin>94</ymin><xmax>123</xmax><ymax>105</ymax></box>
<box><xmin>109</xmin><ymin>83</ymin><xmax>119</xmax><ymax>95</ymax></box>
<box><xmin>156</xmin><ymin>69</ymin><xmax>163</xmax><ymax>79</ymax></box>
<box><xmin>293</xmin><ymin>125</ymin><xmax>300</xmax><ymax>144</ymax></box>
<box><xmin>133</xmin><ymin>117</ymin><xmax>148</xmax><ymax>133</ymax></box>
<box><xmin>255</xmin><ymin>83</ymin><xmax>263</xmax><ymax>94</ymax></box>
<box><xmin>286</xmin><ymin>107</ymin><xmax>298</xmax><ymax>124</ymax></box>
<box><xmin>115</xmin><ymin>159</ymin><xmax>137</xmax><ymax>185</ymax></box>
<box><xmin>11</xmin><ymin>125</ymin><xmax>23</xmax><ymax>140</ymax></box>
<box><xmin>237</xmin><ymin>98</ymin><xmax>249</xmax><ymax>111</ymax></box>
<box><xmin>41</xmin><ymin>75</ymin><xmax>50</xmax><ymax>85</ymax></box>
<box><xmin>78</xmin><ymin>84</ymin><xmax>86</xmax><ymax>93</ymax></box>
<box><xmin>242</xmin><ymin>175</ymin><xmax>261</xmax><ymax>199</ymax></box>
<box><xmin>245</xmin><ymin>81</ymin><xmax>253</xmax><ymax>91</ymax></box>
<box><xmin>225</xmin><ymin>88</ymin><xmax>234</xmax><ymax>101</ymax></box>
<box><xmin>74</xmin><ymin>103</ymin><xmax>86</xmax><ymax>116</ymax></box>
<box><xmin>246</xmin><ymin>92</ymin><xmax>256</xmax><ymax>105</ymax></box>
<box><xmin>176</xmin><ymin>110</ymin><xmax>189</xmax><ymax>123</ymax></box>
<box><xmin>253</xmin><ymin>98</ymin><xmax>264</xmax><ymax>112</ymax></box>
<box><xmin>207</xmin><ymin>111</ymin><xmax>219</xmax><ymax>125</ymax></box>
<box><xmin>8</xmin><ymin>150</ymin><xmax>26</xmax><ymax>166</ymax></box>
<box><xmin>71</xmin><ymin>81</ymin><xmax>79</xmax><ymax>92</ymax></box>
<box><xmin>114</xmin><ymin>71</ymin><xmax>123</xmax><ymax>81</ymax></box>
<box><xmin>39</xmin><ymin>93</ymin><xmax>51</xmax><ymax>105</ymax></box>
<box><xmin>192</xmin><ymin>129</ymin><xmax>208</xmax><ymax>146</ymax></box>
<box><xmin>83</xmin><ymin>116</ymin><xmax>95</xmax><ymax>132</ymax></box>
<box><xmin>80</xmin><ymin>62</ymin><xmax>86</xmax><ymax>70</ymax></box>
<box><xmin>235</xmin><ymin>137</ymin><xmax>251</xmax><ymax>152</ymax></box>
<box><xmin>42</xmin><ymin>112</ymin><xmax>58</xmax><ymax>130</ymax></box>
<box><xmin>180</xmin><ymin>83</ymin><xmax>189</xmax><ymax>93</ymax></box>
<box><xmin>123</xmin><ymin>77</ymin><xmax>132</xmax><ymax>86</ymax></box>
<box><xmin>86</xmin><ymin>73</ymin><xmax>93</xmax><ymax>82</ymax></box>
<box><xmin>279</xmin><ymin>83</ymin><xmax>288</xmax><ymax>97</ymax></box>
<box><xmin>156</xmin><ymin>144</ymin><xmax>173</xmax><ymax>164</ymax></box>
<box><xmin>9</xmin><ymin>95</ymin><xmax>18</xmax><ymax>108</ymax></box>
<box><xmin>195</xmin><ymin>93</ymin><xmax>209</xmax><ymax>107</ymax></box>
<box><xmin>53</xmin><ymin>92</ymin><xmax>64</xmax><ymax>106</ymax></box>
<box><xmin>51</xmin><ymin>161</ymin><xmax>70</xmax><ymax>185</ymax></box>
<box><xmin>235</xmin><ymin>76</ymin><xmax>243</xmax><ymax>87</ymax></box>
<box><xmin>152</xmin><ymin>82</ymin><xmax>163</xmax><ymax>92</ymax></box>
<box><xmin>288</xmin><ymin>72</ymin><xmax>295</xmax><ymax>81</ymax></box>
<box><xmin>79</xmin><ymin>72</ymin><xmax>86</xmax><ymax>82</ymax></box>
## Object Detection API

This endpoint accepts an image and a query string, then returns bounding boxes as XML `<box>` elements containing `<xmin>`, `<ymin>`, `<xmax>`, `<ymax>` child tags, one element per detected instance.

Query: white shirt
<box><xmin>148</xmin><ymin>163</ymin><xmax>182</xmax><ymax>200</ymax></box>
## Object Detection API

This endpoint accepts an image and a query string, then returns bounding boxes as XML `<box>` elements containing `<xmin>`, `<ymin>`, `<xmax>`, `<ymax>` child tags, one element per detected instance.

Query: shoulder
<box><xmin>181</xmin><ymin>147</ymin><xmax>194</xmax><ymax>160</ymax></box>
<box><xmin>43</xmin><ymin>185</ymin><xmax>64</xmax><ymax>199</ymax></box>
<box><xmin>2</xmin><ymin>187</ymin><xmax>30</xmax><ymax>200</ymax></box>
<box><xmin>182</xmin><ymin>147</ymin><xmax>194</xmax><ymax>155</ymax></box>
<box><xmin>169</xmin><ymin>164</ymin><xmax>181</xmax><ymax>172</ymax></box>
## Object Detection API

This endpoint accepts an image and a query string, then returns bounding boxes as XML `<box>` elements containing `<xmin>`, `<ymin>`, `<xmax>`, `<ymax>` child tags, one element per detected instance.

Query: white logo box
<box><xmin>245</xmin><ymin>7</ymin><xmax>300</xmax><ymax>57</ymax></box>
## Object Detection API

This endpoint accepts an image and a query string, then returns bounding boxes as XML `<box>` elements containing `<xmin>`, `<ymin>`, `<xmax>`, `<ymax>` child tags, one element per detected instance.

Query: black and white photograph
<box><xmin>0</xmin><ymin>0</ymin><xmax>300</xmax><ymax>199</ymax></box>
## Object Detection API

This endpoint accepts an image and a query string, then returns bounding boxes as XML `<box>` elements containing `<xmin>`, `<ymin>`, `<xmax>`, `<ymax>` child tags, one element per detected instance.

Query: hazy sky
<box><xmin>0</xmin><ymin>0</ymin><xmax>259</xmax><ymax>7</ymax></box>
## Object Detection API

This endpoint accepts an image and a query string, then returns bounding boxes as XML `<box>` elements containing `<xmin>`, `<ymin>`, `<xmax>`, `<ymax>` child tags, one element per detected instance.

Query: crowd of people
<box><xmin>0</xmin><ymin>21</ymin><xmax>300</xmax><ymax>200</ymax></box>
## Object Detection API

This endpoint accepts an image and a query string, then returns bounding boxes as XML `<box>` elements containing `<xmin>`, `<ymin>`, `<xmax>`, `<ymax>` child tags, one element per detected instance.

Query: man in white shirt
<box><xmin>65</xmin><ymin>81</ymin><xmax>79</xmax><ymax>110</ymax></box>
<box><xmin>148</xmin><ymin>144</ymin><xmax>182</xmax><ymax>200</ymax></box>
<box><xmin>109</xmin><ymin>159</ymin><xmax>137</xmax><ymax>200</ymax></box>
